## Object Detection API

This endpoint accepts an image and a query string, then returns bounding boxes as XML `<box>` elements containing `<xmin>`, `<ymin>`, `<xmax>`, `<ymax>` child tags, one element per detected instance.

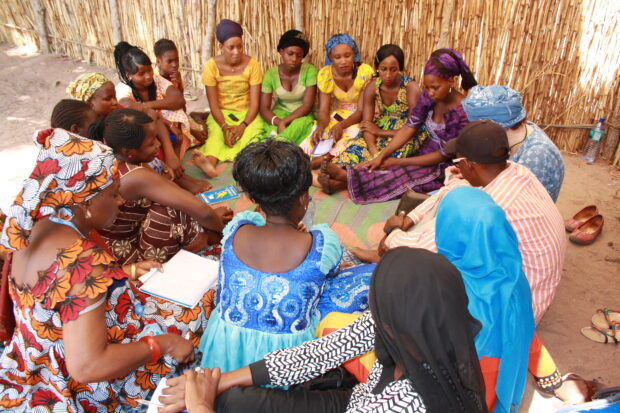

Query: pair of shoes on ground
<box><xmin>581</xmin><ymin>308</ymin><xmax>619</xmax><ymax>344</ymax></box>
<box><xmin>565</xmin><ymin>205</ymin><xmax>604</xmax><ymax>245</ymax></box>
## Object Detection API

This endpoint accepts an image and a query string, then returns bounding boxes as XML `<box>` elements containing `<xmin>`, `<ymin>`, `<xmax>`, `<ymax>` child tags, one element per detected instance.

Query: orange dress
<box><xmin>0</xmin><ymin>237</ymin><xmax>213</xmax><ymax>411</ymax></box>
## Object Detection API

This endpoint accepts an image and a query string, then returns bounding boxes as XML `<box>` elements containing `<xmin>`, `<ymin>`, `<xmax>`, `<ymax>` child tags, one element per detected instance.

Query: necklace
<box><xmin>509</xmin><ymin>124</ymin><xmax>528</xmax><ymax>153</ymax></box>
<box><xmin>49</xmin><ymin>215</ymin><xmax>87</xmax><ymax>238</ymax></box>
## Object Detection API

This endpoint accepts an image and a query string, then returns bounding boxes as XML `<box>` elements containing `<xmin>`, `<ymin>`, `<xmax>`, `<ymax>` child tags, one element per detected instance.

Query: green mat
<box><xmin>184</xmin><ymin>156</ymin><xmax>398</xmax><ymax>248</ymax></box>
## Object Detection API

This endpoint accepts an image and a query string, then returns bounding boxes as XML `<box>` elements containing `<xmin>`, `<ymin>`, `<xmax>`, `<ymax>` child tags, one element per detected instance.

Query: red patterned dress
<box><xmin>0</xmin><ymin>238</ymin><xmax>213</xmax><ymax>412</ymax></box>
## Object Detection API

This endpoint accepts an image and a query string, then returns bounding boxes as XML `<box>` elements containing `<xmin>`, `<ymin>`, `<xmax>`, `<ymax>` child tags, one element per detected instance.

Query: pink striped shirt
<box><xmin>385</xmin><ymin>162</ymin><xmax>566</xmax><ymax>324</ymax></box>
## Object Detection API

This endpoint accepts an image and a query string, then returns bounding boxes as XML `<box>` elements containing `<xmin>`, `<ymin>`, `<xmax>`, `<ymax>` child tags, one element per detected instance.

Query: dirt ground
<box><xmin>0</xmin><ymin>44</ymin><xmax>618</xmax><ymax>412</ymax></box>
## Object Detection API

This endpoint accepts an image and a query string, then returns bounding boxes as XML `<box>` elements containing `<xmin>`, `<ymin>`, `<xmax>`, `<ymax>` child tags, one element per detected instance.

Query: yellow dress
<box><xmin>299</xmin><ymin>63</ymin><xmax>374</xmax><ymax>160</ymax></box>
<box><xmin>198</xmin><ymin>57</ymin><xmax>266</xmax><ymax>161</ymax></box>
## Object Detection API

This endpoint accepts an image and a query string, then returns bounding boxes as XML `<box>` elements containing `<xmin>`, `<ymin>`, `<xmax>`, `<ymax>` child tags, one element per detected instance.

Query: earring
<box><xmin>449</xmin><ymin>86</ymin><xmax>453</xmax><ymax>93</ymax></box>
<box><xmin>85</xmin><ymin>209</ymin><xmax>92</xmax><ymax>219</ymax></box>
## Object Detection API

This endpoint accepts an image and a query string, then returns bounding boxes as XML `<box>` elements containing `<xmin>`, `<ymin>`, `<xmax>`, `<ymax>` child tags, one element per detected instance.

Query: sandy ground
<box><xmin>0</xmin><ymin>44</ymin><xmax>618</xmax><ymax>411</ymax></box>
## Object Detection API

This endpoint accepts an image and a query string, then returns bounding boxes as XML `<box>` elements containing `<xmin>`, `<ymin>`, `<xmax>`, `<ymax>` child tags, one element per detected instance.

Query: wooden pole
<box><xmin>293</xmin><ymin>0</ymin><xmax>303</xmax><ymax>31</ymax></box>
<box><xmin>203</xmin><ymin>0</ymin><xmax>217</xmax><ymax>60</ymax></box>
<box><xmin>108</xmin><ymin>0</ymin><xmax>121</xmax><ymax>45</ymax></box>
<box><xmin>601</xmin><ymin>86</ymin><xmax>620</xmax><ymax>160</ymax></box>
<box><xmin>30</xmin><ymin>0</ymin><xmax>49</xmax><ymax>53</ymax></box>
<box><xmin>436</xmin><ymin>0</ymin><xmax>454</xmax><ymax>49</ymax></box>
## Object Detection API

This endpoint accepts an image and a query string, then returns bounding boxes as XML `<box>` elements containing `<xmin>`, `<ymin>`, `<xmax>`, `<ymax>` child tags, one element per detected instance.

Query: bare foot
<box><xmin>175</xmin><ymin>173</ymin><xmax>213</xmax><ymax>194</ymax></box>
<box><xmin>311</xmin><ymin>155</ymin><xmax>325</xmax><ymax>169</ymax></box>
<box><xmin>191</xmin><ymin>150</ymin><xmax>219</xmax><ymax>178</ymax></box>
<box><xmin>554</xmin><ymin>374</ymin><xmax>596</xmax><ymax>404</ymax></box>
<box><xmin>318</xmin><ymin>158</ymin><xmax>333</xmax><ymax>194</ymax></box>
<box><xmin>351</xmin><ymin>247</ymin><xmax>381</xmax><ymax>263</ymax></box>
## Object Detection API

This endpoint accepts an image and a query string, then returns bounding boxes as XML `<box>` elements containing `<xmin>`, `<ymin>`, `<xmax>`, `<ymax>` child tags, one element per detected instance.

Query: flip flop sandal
<box><xmin>581</xmin><ymin>324</ymin><xmax>618</xmax><ymax>344</ymax></box>
<box><xmin>591</xmin><ymin>308</ymin><xmax>620</xmax><ymax>330</ymax></box>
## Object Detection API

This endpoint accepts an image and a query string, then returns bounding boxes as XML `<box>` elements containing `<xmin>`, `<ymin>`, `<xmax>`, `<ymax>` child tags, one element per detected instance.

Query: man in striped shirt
<box><xmin>383</xmin><ymin>120</ymin><xmax>566</xmax><ymax>324</ymax></box>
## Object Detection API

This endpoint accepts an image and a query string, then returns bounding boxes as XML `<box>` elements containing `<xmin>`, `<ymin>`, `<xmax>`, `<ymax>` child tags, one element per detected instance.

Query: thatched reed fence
<box><xmin>1</xmin><ymin>0</ymin><xmax>619</xmax><ymax>164</ymax></box>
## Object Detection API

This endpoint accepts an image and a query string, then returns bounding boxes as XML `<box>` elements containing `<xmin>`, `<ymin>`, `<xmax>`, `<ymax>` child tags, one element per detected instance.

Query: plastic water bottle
<box><xmin>302</xmin><ymin>196</ymin><xmax>315</xmax><ymax>228</ymax></box>
<box><xmin>582</xmin><ymin>118</ymin><xmax>605</xmax><ymax>163</ymax></box>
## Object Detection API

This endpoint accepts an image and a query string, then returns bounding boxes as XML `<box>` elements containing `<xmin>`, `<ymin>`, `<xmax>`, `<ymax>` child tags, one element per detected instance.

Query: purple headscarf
<box><xmin>216</xmin><ymin>19</ymin><xmax>243</xmax><ymax>44</ymax></box>
<box><xmin>424</xmin><ymin>48</ymin><xmax>477</xmax><ymax>91</ymax></box>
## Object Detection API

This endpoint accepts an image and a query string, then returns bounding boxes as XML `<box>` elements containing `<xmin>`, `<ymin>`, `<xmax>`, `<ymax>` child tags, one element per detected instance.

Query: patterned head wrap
<box><xmin>325</xmin><ymin>33</ymin><xmax>360</xmax><ymax>65</ymax></box>
<box><xmin>216</xmin><ymin>19</ymin><xmax>243</xmax><ymax>44</ymax></box>
<box><xmin>0</xmin><ymin>128</ymin><xmax>118</xmax><ymax>252</ymax></box>
<box><xmin>462</xmin><ymin>85</ymin><xmax>527</xmax><ymax>128</ymax></box>
<box><xmin>277</xmin><ymin>29</ymin><xmax>310</xmax><ymax>57</ymax></box>
<box><xmin>424</xmin><ymin>48</ymin><xmax>477</xmax><ymax>91</ymax></box>
<box><xmin>66</xmin><ymin>72</ymin><xmax>111</xmax><ymax>102</ymax></box>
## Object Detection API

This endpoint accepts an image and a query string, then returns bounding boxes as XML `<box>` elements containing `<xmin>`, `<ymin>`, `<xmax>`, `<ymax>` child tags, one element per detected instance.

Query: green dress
<box><xmin>261</xmin><ymin>63</ymin><xmax>318</xmax><ymax>144</ymax></box>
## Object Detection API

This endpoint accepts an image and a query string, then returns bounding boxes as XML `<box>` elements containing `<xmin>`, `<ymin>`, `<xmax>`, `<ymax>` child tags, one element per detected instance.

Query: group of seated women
<box><xmin>0</xmin><ymin>16</ymin><xmax>574</xmax><ymax>413</ymax></box>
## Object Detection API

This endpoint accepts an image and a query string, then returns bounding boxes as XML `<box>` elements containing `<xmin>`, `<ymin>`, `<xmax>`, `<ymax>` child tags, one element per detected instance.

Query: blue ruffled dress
<box><xmin>199</xmin><ymin>211</ymin><xmax>343</xmax><ymax>372</ymax></box>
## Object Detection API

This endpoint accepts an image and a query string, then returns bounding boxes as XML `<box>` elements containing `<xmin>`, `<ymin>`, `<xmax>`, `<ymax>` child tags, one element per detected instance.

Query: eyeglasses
<box><xmin>451</xmin><ymin>157</ymin><xmax>467</xmax><ymax>165</ymax></box>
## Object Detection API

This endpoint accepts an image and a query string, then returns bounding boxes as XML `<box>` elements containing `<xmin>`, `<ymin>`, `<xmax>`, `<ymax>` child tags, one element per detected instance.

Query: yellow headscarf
<box><xmin>66</xmin><ymin>72</ymin><xmax>111</xmax><ymax>102</ymax></box>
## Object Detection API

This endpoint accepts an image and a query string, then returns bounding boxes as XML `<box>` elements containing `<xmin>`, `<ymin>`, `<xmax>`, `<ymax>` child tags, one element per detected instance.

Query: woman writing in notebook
<box><xmin>0</xmin><ymin>127</ymin><xmax>212</xmax><ymax>411</ymax></box>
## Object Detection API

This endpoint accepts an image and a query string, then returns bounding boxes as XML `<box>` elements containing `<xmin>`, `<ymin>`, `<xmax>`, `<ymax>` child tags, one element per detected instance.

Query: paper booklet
<box><xmin>138</xmin><ymin>249</ymin><xmax>218</xmax><ymax>308</ymax></box>
<box><xmin>199</xmin><ymin>185</ymin><xmax>240</xmax><ymax>205</ymax></box>
<box><xmin>311</xmin><ymin>138</ymin><xmax>334</xmax><ymax>157</ymax></box>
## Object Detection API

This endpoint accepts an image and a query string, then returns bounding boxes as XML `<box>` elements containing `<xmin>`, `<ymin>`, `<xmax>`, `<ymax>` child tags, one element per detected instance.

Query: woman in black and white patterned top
<box><xmin>161</xmin><ymin>248</ymin><xmax>487</xmax><ymax>413</ymax></box>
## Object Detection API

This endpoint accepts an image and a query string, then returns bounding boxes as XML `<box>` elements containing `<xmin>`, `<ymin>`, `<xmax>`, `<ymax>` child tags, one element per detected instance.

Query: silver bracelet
<box><xmin>271</xmin><ymin>115</ymin><xmax>279</xmax><ymax>126</ymax></box>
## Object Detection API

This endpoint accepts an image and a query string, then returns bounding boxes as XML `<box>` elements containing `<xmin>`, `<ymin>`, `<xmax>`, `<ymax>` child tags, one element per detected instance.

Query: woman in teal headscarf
<box><xmin>435</xmin><ymin>187</ymin><xmax>535</xmax><ymax>413</ymax></box>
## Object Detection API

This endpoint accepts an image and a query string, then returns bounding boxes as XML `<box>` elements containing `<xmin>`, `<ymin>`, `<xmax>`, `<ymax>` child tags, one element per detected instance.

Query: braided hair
<box><xmin>50</xmin><ymin>99</ymin><xmax>94</xmax><ymax>131</ymax></box>
<box><xmin>233</xmin><ymin>140</ymin><xmax>312</xmax><ymax>216</ymax></box>
<box><xmin>113</xmin><ymin>41</ymin><xmax>156</xmax><ymax>102</ymax></box>
<box><xmin>88</xmin><ymin>108</ymin><xmax>153</xmax><ymax>151</ymax></box>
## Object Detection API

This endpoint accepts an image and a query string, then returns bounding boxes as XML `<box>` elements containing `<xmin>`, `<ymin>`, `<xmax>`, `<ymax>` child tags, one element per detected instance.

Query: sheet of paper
<box><xmin>139</xmin><ymin>250</ymin><xmax>218</xmax><ymax>308</ymax></box>
<box><xmin>312</xmin><ymin>138</ymin><xmax>334</xmax><ymax>156</ymax></box>
<box><xmin>146</xmin><ymin>377</ymin><xmax>167</xmax><ymax>412</ymax></box>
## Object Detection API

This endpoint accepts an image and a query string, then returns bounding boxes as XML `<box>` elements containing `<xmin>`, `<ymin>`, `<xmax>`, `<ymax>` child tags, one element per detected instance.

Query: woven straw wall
<box><xmin>1</xmin><ymin>0</ymin><xmax>619</xmax><ymax>160</ymax></box>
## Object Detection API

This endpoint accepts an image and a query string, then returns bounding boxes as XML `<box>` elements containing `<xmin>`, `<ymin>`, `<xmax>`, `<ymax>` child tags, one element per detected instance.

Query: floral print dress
<box><xmin>0</xmin><ymin>237</ymin><xmax>212</xmax><ymax>412</ymax></box>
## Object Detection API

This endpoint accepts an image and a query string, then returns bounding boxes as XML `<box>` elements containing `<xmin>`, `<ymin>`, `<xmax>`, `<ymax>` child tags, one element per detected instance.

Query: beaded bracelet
<box><xmin>535</xmin><ymin>369</ymin><xmax>563</xmax><ymax>393</ymax></box>
<box><xmin>140</xmin><ymin>336</ymin><xmax>162</xmax><ymax>363</ymax></box>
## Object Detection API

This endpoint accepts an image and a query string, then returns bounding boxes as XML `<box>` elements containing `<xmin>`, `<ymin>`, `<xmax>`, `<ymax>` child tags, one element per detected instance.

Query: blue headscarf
<box><xmin>325</xmin><ymin>33</ymin><xmax>360</xmax><ymax>65</ymax></box>
<box><xmin>435</xmin><ymin>187</ymin><xmax>534</xmax><ymax>413</ymax></box>
<box><xmin>462</xmin><ymin>85</ymin><xmax>527</xmax><ymax>128</ymax></box>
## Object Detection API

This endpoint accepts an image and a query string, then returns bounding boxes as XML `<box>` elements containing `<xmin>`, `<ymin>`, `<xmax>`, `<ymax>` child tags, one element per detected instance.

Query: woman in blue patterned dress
<box><xmin>199</xmin><ymin>140</ymin><xmax>370</xmax><ymax>373</ymax></box>
<box><xmin>461</xmin><ymin>85</ymin><xmax>564</xmax><ymax>202</ymax></box>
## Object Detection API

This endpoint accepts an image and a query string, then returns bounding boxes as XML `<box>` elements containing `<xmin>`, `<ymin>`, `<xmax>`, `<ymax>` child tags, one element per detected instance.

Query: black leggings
<box><xmin>216</xmin><ymin>386</ymin><xmax>353</xmax><ymax>413</ymax></box>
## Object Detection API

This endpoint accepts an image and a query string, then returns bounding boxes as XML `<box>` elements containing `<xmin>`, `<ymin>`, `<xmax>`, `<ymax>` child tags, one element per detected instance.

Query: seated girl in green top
<box><xmin>192</xmin><ymin>19</ymin><xmax>265</xmax><ymax>178</ymax></box>
<box><xmin>260</xmin><ymin>30</ymin><xmax>317</xmax><ymax>145</ymax></box>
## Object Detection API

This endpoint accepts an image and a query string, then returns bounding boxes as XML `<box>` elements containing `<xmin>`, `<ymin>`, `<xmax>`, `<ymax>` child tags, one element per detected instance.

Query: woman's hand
<box><xmin>312</xmin><ymin>126</ymin><xmax>325</xmax><ymax>144</ymax></box>
<box><xmin>360</xmin><ymin>120</ymin><xmax>383</xmax><ymax>137</ymax></box>
<box><xmin>276</xmin><ymin>118</ymin><xmax>287</xmax><ymax>133</ymax></box>
<box><xmin>330</xmin><ymin>122</ymin><xmax>345</xmax><ymax>141</ymax></box>
<box><xmin>134</xmin><ymin>260</ymin><xmax>163</xmax><ymax>277</ymax></box>
<box><xmin>222</xmin><ymin>124</ymin><xmax>234</xmax><ymax>147</ymax></box>
<box><xmin>379</xmin><ymin>157</ymin><xmax>398</xmax><ymax>170</ymax></box>
<box><xmin>227</xmin><ymin>124</ymin><xmax>246</xmax><ymax>146</ymax></box>
<box><xmin>214</xmin><ymin>206</ymin><xmax>234</xmax><ymax>226</ymax></box>
<box><xmin>184</xmin><ymin>368</ymin><xmax>221</xmax><ymax>413</ymax></box>
<box><xmin>165</xmin><ymin>153</ymin><xmax>184</xmax><ymax>179</ymax></box>
<box><xmin>160</xmin><ymin>374</ymin><xmax>187</xmax><ymax>412</ymax></box>
<box><xmin>156</xmin><ymin>334</ymin><xmax>195</xmax><ymax>364</ymax></box>
<box><xmin>357</xmin><ymin>156</ymin><xmax>384</xmax><ymax>172</ymax></box>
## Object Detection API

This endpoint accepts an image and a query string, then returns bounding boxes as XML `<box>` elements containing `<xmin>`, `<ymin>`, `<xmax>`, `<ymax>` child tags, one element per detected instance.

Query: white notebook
<box><xmin>138</xmin><ymin>250</ymin><xmax>218</xmax><ymax>308</ymax></box>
